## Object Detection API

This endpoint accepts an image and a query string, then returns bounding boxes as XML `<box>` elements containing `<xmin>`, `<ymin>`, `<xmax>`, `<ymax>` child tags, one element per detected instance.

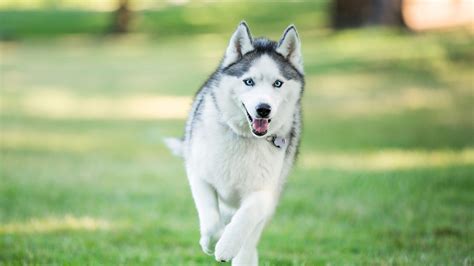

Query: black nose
<box><xmin>256</xmin><ymin>103</ymin><xmax>271</xmax><ymax>118</ymax></box>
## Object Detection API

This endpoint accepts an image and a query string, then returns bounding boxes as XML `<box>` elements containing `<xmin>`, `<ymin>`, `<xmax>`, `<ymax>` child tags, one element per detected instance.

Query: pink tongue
<box><xmin>252</xmin><ymin>119</ymin><xmax>269</xmax><ymax>133</ymax></box>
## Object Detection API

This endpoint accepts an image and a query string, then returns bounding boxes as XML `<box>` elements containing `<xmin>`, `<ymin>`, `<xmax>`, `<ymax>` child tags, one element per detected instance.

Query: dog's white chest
<box><xmin>187</xmin><ymin>126</ymin><xmax>285</xmax><ymax>204</ymax></box>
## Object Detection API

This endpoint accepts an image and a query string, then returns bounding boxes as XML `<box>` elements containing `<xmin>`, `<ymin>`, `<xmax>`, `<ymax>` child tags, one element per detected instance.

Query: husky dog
<box><xmin>165</xmin><ymin>21</ymin><xmax>304</xmax><ymax>265</ymax></box>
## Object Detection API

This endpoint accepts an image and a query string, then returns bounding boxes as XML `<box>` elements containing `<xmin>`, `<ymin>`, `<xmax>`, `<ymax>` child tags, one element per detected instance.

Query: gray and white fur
<box><xmin>165</xmin><ymin>21</ymin><xmax>304</xmax><ymax>265</ymax></box>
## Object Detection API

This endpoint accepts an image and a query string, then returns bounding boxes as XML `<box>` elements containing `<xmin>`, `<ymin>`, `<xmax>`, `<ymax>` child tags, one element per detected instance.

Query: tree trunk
<box><xmin>110</xmin><ymin>0</ymin><xmax>131</xmax><ymax>34</ymax></box>
<box><xmin>331</xmin><ymin>0</ymin><xmax>405</xmax><ymax>29</ymax></box>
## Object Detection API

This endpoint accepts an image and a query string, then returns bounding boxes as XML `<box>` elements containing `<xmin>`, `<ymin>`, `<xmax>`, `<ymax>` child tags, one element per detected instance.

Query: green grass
<box><xmin>1</xmin><ymin>9</ymin><xmax>474</xmax><ymax>265</ymax></box>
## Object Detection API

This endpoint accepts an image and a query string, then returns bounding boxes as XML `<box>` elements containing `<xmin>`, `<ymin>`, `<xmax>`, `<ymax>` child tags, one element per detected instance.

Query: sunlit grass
<box><xmin>301</xmin><ymin>148</ymin><xmax>474</xmax><ymax>171</ymax></box>
<box><xmin>0</xmin><ymin>216</ymin><xmax>114</xmax><ymax>234</ymax></box>
<box><xmin>6</xmin><ymin>89</ymin><xmax>192</xmax><ymax>120</ymax></box>
<box><xmin>1</xmin><ymin>129</ymin><xmax>107</xmax><ymax>153</ymax></box>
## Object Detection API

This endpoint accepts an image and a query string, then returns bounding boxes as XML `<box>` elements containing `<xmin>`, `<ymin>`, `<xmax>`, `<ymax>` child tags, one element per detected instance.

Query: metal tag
<box><xmin>272</xmin><ymin>136</ymin><xmax>286</xmax><ymax>149</ymax></box>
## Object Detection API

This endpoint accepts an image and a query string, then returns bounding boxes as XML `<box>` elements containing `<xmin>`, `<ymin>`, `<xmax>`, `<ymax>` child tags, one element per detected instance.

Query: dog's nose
<box><xmin>256</xmin><ymin>103</ymin><xmax>271</xmax><ymax>118</ymax></box>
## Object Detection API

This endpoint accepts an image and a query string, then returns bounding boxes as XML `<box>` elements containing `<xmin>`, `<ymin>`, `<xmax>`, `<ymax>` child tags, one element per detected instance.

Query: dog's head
<box><xmin>214</xmin><ymin>21</ymin><xmax>304</xmax><ymax>138</ymax></box>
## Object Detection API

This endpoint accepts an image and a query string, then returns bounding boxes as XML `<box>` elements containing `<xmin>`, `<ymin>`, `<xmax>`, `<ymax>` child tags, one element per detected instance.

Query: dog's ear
<box><xmin>276</xmin><ymin>25</ymin><xmax>303</xmax><ymax>73</ymax></box>
<box><xmin>222</xmin><ymin>21</ymin><xmax>254</xmax><ymax>68</ymax></box>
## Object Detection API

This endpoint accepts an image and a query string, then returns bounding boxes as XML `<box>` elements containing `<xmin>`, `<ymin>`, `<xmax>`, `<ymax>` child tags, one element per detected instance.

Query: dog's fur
<box><xmin>165</xmin><ymin>22</ymin><xmax>304</xmax><ymax>265</ymax></box>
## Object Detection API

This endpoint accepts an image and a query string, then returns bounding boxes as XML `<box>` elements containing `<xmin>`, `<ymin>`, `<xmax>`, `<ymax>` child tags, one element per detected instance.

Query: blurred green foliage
<box><xmin>0</xmin><ymin>10</ymin><xmax>110</xmax><ymax>38</ymax></box>
<box><xmin>0</xmin><ymin>2</ymin><xmax>328</xmax><ymax>39</ymax></box>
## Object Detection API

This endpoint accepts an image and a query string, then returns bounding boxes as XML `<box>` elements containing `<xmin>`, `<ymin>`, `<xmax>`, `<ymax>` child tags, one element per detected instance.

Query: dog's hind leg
<box><xmin>214</xmin><ymin>190</ymin><xmax>276</xmax><ymax>263</ymax></box>
<box><xmin>188</xmin><ymin>176</ymin><xmax>223</xmax><ymax>255</ymax></box>
<box><xmin>218</xmin><ymin>199</ymin><xmax>236</xmax><ymax>226</ymax></box>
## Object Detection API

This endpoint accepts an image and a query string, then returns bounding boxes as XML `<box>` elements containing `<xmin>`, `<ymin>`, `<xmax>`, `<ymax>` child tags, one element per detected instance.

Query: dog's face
<box><xmin>214</xmin><ymin>22</ymin><xmax>304</xmax><ymax>138</ymax></box>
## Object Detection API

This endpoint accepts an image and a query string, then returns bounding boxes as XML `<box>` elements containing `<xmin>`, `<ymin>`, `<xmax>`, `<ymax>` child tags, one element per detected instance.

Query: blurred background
<box><xmin>0</xmin><ymin>0</ymin><xmax>473</xmax><ymax>264</ymax></box>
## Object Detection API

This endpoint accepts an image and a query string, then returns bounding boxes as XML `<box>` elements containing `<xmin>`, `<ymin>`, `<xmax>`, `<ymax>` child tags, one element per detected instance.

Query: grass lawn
<box><xmin>1</xmin><ymin>24</ymin><xmax>473</xmax><ymax>264</ymax></box>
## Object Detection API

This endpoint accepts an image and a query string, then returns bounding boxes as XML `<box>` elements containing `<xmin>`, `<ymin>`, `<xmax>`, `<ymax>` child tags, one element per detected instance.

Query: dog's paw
<box><xmin>199</xmin><ymin>235</ymin><xmax>214</xmax><ymax>255</ymax></box>
<box><xmin>200</xmin><ymin>226</ymin><xmax>224</xmax><ymax>256</ymax></box>
<box><xmin>214</xmin><ymin>237</ymin><xmax>241</xmax><ymax>262</ymax></box>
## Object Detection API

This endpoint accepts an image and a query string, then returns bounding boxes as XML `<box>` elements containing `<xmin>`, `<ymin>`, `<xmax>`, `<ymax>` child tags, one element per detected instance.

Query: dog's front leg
<box><xmin>214</xmin><ymin>190</ymin><xmax>276</xmax><ymax>263</ymax></box>
<box><xmin>232</xmin><ymin>221</ymin><xmax>265</xmax><ymax>266</ymax></box>
<box><xmin>189</xmin><ymin>176</ymin><xmax>223</xmax><ymax>255</ymax></box>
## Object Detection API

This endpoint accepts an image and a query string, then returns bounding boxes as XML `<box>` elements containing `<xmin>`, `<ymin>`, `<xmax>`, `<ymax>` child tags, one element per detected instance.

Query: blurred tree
<box><xmin>110</xmin><ymin>0</ymin><xmax>132</xmax><ymax>33</ymax></box>
<box><xmin>331</xmin><ymin>0</ymin><xmax>405</xmax><ymax>29</ymax></box>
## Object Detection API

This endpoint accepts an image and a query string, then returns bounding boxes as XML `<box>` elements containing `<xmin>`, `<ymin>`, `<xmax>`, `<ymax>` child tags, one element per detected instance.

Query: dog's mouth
<box><xmin>242</xmin><ymin>103</ymin><xmax>271</xmax><ymax>137</ymax></box>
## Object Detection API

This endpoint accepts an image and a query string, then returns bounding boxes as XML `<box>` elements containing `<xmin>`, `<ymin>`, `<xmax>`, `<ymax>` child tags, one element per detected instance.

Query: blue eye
<box><xmin>273</xmin><ymin>80</ymin><xmax>283</xmax><ymax>88</ymax></box>
<box><xmin>243</xmin><ymin>78</ymin><xmax>255</xmax><ymax>86</ymax></box>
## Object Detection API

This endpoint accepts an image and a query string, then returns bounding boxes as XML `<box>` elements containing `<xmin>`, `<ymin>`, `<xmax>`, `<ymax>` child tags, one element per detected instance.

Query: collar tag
<box><xmin>267</xmin><ymin>135</ymin><xmax>286</xmax><ymax>149</ymax></box>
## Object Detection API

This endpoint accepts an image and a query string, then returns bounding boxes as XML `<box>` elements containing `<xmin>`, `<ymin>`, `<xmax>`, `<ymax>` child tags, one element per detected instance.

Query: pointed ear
<box><xmin>276</xmin><ymin>25</ymin><xmax>303</xmax><ymax>73</ymax></box>
<box><xmin>222</xmin><ymin>21</ymin><xmax>254</xmax><ymax>68</ymax></box>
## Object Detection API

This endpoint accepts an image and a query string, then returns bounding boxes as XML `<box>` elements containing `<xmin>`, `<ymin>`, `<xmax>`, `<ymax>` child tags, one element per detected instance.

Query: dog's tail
<box><xmin>163</xmin><ymin>137</ymin><xmax>184</xmax><ymax>158</ymax></box>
